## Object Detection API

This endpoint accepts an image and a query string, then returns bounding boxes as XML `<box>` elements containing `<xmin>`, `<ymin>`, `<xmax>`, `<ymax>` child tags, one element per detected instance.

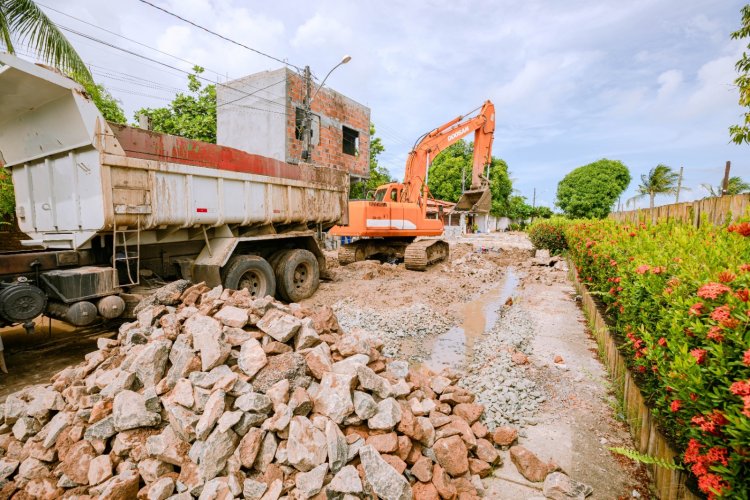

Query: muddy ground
<box><xmin>0</xmin><ymin>232</ymin><xmax>651</xmax><ymax>498</ymax></box>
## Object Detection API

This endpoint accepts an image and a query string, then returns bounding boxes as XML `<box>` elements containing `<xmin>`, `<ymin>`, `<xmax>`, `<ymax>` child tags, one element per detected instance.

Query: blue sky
<box><xmin>24</xmin><ymin>0</ymin><xmax>750</xmax><ymax>209</ymax></box>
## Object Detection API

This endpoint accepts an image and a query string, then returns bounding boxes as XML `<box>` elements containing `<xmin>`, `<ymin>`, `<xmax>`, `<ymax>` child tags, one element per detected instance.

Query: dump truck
<box><xmin>0</xmin><ymin>53</ymin><xmax>348</xmax><ymax>338</ymax></box>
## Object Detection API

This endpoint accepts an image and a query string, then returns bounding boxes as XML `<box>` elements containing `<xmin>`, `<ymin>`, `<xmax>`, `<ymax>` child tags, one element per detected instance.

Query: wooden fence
<box><xmin>611</xmin><ymin>193</ymin><xmax>750</xmax><ymax>226</ymax></box>
<box><xmin>568</xmin><ymin>263</ymin><xmax>702</xmax><ymax>500</ymax></box>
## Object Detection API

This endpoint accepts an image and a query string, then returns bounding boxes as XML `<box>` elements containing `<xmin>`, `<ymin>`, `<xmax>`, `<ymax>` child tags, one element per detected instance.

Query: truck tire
<box><xmin>275</xmin><ymin>249</ymin><xmax>319</xmax><ymax>302</ymax></box>
<box><xmin>223</xmin><ymin>255</ymin><xmax>276</xmax><ymax>298</ymax></box>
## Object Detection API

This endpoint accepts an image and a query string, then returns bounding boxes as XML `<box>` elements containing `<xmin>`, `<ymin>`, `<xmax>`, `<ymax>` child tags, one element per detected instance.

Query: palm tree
<box><xmin>701</xmin><ymin>176</ymin><xmax>750</xmax><ymax>197</ymax></box>
<box><xmin>633</xmin><ymin>164</ymin><xmax>680</xmax><ymax>210</ymax></box>
<box><xmin>1</xmin><ymin>0</ymin><xmax>91</xmax><ymax>81</ymax></box>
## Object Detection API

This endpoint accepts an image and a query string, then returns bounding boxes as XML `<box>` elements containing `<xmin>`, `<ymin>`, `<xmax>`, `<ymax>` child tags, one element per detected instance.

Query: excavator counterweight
<box><xmin>330</xmin><ymin>101</ymin><xmax>495</xmax><ymax>270</ymax></box>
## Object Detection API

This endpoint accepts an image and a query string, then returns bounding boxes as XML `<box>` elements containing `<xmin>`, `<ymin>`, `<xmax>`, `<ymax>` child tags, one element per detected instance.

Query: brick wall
<box><xmin>284</xmin><ymin>70</ymin><xmax>370</xmax><ymax>178</ymax></box>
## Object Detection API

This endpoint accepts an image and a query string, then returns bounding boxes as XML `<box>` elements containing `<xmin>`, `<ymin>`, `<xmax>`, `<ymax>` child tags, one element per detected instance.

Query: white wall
<box><xmin>216</xmin><ymin>68</ymin><xmax>288</xmax><ymax>160</ymax></box>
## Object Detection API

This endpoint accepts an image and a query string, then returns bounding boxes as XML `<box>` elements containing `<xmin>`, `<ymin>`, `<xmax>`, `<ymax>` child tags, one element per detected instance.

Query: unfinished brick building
<box><xmin>217</xmin><ymin>67</ymin><xmax>370</xmax><ymax>182</ymax></box>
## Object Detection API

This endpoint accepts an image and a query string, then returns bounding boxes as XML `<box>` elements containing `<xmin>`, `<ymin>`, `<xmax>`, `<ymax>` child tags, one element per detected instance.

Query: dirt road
<box><xmin>0</xmin><ymin>232</ymin><xmax>649</xmax><ymax>497</ymax></box>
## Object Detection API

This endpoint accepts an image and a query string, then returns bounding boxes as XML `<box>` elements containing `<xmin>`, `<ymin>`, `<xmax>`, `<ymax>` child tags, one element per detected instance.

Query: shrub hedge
<box><xmin>527</xmin><ymin>219</ymin><xmax>569</xmax><ymax>255</ymax></box>
<box><xmin>565</xmin><ymin>218</ymin><xmax>750</xmax><ymax>499</ymax></box>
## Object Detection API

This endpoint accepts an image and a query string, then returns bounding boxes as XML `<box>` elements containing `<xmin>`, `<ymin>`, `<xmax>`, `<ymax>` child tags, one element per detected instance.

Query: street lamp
<box><xmin>301</xmin><ymin>55</ymin><xmax>352</xmax><ymax>161</ymax></box>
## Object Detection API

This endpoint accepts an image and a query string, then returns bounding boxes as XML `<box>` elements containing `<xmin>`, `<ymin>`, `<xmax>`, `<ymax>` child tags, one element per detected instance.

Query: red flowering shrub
<box><xmin>565</xmin><ymin>217</ymin><xmax>750</xmax><ymax>497</ymax></box>
<box><xmin>528</xmin><ymin>219</ymin><xmax>569</xmax><ymax>255</ymax></box>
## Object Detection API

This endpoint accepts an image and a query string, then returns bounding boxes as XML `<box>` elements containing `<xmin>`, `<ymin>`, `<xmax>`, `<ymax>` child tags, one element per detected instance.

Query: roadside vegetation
<box><xmin>529</xmin><ymin>216</ymin><xmax>750</xmax><ymax>498</ymax></box>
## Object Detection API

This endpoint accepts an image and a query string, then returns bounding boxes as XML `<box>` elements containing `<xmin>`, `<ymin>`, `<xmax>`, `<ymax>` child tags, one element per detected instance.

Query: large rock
<box><xmin>305</xmin><ymin>343</ymin><xmax>332</xmax><ymax>380</ymax></box>
<box><xmin>325</xmin><ymin>419</ymin><xmax>348</xmax><ymax>473</ymax></box>
<box><xmin>257</xmin><ymin>310</ymin><xmax>302</xmax><ymax>343</ymax></box>
<box><xmin>287</xmin><ymin>417</ymin><xmax>327</xmax><ymax>472</ymax></box>
<box><xmin>510</xmin><ymin>445</ymin><xmax>559</xmax><ymax>482</ymax></box>
<box><xmin>195</xmin><ymin>390</ymin><xmax>225</xmax><ymax>440</ymax></box>
<box><xmin>359</xmin><ymin>445</ymin><xmax>412</xmax><ymax>500</ymax></box>
<box><xmin>235</xmin><ymin>392</ymin><xmax>272</xmax><ymax>413</ymax></box>
<box><xmin>452</xmin><ymin>403</ymin><xmax>483</xmax><ymax>425</ymax></box>
<box><xmin>491</xmin><ymin>426</ymin><xmax>518</xmax><ymax>447</ymax></box>
<box><xmin>131</xmin><ymin>339</ymin><xmax>171</xmax><ymax>388</ymax></box>
<box><xmin>238</xmin><ymin>339</ymin><xmax>267</xmax><ymax>378</ymax></box>
<box><xmin>543</xmin><ymin>472</ymin><xmax>593</xmax><ymax>499</ymax></box>
<box><xmin>185</xmin><ymin>314</ymin><xmax>230</xmax><ymax>371</ymax></box>
<box><xmin>252</xmin><ymin>352</ymin><xmax>309</xmax><ymax>393</ymax></box>
<box><xmin>357</xmin><ymin>365</ymin><xmax>392</xmax><ymax>398</ymax></box>
<box><xmin>329</xmin><ymin>465</ymin><xmax>363</xmax><ymax>494</ymax></box>
<box><xmin>368</xmin><ymin>398</ymin><xmax>402</xmax><ymax>430</ymax></box>
<box><xmin>60</xmin><ymin>441</ymin><xmax>96</xmax><ymax>485</ymax></box>
<box><xmin>433</xmin><ymin>435</ymin><xmax>469</xmax><ymax>476</ymax></box>
<box><xmin>197</xmin><ymin>427</ymin><xmax>240</xmax><ymax>482</ymax></box>
<box><xmin>294</xmin><ymin>463</ymin><xmax>327</xmax><ymax>498</ymax></box>
<box><xmin>353</xmin><ymin>391</ymin><xmax>377</xmax><ymax>420</ymax></box>
<box><xmin>113</xmin><ymin>391</ymin><xmax>161</xmax><ymax>431</ymax></box>
<box><xmin>237</xmin><ymin>428</ymin><xmax>264</xmax><ymax>468</ymax></box>
<box><xmin>313</xmin><ymin>372</ymin><xmax>355</xmax><ymax>424</ymax></box>
<box><xmin>214</xmin><ymin>305</ymin><xmax>248</xmax><ymax>328</ymax></box>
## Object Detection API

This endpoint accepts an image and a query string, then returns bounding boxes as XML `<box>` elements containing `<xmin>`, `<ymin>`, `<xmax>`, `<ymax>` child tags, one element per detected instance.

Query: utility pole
<box><xmin>721</xmin><ymin>161</ymin><xmax>731</xmax><ymax>196</ymax></box>
<box><xmin>301</xmin><ymin>65</ymin><xmax>313</xmax><ymax>162</ymax></box>
<box><xmin>675</xmin><ymin>166</ymin><xmax>684</xmax><ymax>203</ymax></box>
<box><xmin>530</xmin><ymin>188</ymin><xmax>536</xmax><ymax>223</ymax></box>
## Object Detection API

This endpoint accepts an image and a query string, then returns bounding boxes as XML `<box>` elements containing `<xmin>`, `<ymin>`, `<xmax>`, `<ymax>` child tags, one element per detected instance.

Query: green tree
<box><xmin>533</xmin><ymin>206</ymin><xmax>554</xmax><ymax>219</ymax></box>
<box><xmin>426</xmin><ymin>139</ymin><xmax>513</xmax><ymax>216</ymax></box>
<box><xmin>701</xmin><ymin>176</ymin><xmax>750</xmax><ymax>197</ymax></box>
<box><xmin>0</xmin><ymin>169</ymin><xmax>14</xmax><ymax>223</ymax></box>
<box><xmin>730</xmin><ymin>4</ymin><xmax>750</xmax><ymax>144</ymax></box>
<box><xmin>349</xmin><ymin>124</ymin><xmax>393</xmax><ymax>199</ymax></box>
<box><xmin>632</xmin><ymin>164</ymin><xmax>679</xmax><ymax>210</ymax></box>
<box><xmin>556</xmin><ymin>158</ymin><xmax>631</xmax><ymax>218</ymax></box>
<box><xmin>135</xmin><ymin>66</ymin><xmax>217</xmax><ymax>143</ymax></box>
<box><xmin>84</xmin><ymin>82</ymin><xmax>127</xmax><ymax>124</ymax></box>
<box><xmin>505</xmin><ymin>195</ymin><xmax>534</xmax><ymax>221</ymax></box>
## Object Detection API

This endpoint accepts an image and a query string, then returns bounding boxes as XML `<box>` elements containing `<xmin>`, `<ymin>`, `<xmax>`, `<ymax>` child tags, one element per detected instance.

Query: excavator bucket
<box><xmin>454</xmin><ymin>188</ymin><xmax>491</xmax><ymax>214</ymax></box>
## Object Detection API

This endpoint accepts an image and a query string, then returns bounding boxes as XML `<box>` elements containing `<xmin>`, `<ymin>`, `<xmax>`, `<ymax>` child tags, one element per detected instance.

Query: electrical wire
<box><xmin>136</xmin><ymin>0</ymin><xmax>302</xmax><ymax>71</ymax></box>
<box><xmin>36</xmin><ymin>1</ymin><xmax>226</xmax><ymax>77</ymax></box>
<box><xmin>57</xmin><ymin>24</ymin><xmax>289</xmax><ymax>111</ymax></box>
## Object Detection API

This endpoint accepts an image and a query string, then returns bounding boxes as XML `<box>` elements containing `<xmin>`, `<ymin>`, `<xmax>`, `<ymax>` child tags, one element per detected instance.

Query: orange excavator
<box><xmin>330</xmin><ymin>100</ymin><xmax>495</xmax><ymax>270</ymax></box>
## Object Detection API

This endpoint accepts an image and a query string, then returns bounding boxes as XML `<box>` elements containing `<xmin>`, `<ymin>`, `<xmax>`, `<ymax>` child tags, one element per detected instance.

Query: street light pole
<box><xmin>301</xmin><ymin>55</ymin><xmax>351</xmax><ymax>162</ymax></box>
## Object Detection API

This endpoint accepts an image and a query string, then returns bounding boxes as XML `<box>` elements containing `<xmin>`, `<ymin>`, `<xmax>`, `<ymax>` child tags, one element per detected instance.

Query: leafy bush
<box><xmin>566</xmin><ymin>218</ymin><xmax>750</xmax><ymax>498</ymax></box>
<box><xmin>555</xmin><ymin>158</ymin><xmax>631</xmax><ymax>218</ymax></box>
<box><xmin>528</xmin><ymin>219</ymin><xmax>568</xmax><ymax>255</ymax></box>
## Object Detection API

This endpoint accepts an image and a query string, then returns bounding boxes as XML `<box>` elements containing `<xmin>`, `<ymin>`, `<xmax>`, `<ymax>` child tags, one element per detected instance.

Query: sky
<box><xmin>13</xmin><ymin>0</ymin><xmax>750</xmax><ymax>209</ymax></box>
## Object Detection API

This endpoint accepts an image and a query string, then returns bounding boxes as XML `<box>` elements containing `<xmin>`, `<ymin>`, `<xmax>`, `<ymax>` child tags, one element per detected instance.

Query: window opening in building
<box><xmin>342</xmin><ymin>126</ymin><xmax>359</xmax><ymax>156</ymax></box>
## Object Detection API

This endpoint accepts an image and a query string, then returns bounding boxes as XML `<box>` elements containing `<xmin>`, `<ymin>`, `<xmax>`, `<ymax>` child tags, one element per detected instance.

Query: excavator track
<box><xmin>338</xmin><ymin>242</ymin><xmax>366</xmax><ymax>266</ymax></box>
<box><xmin>404</xmin><ymin>239</ymin><xmax>450</xmax><ymax>271</ymax></box>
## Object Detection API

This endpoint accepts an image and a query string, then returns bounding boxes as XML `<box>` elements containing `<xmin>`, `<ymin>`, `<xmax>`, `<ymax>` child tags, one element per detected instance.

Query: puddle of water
<box><xmin>424</xmin><ymin>268</ymin><xmax>519</xmax><ymax>372</ymax></box>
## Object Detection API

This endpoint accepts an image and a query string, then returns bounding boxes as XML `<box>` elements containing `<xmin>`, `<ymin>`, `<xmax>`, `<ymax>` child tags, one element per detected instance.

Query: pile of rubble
<box><xmin>0</xmin><ymin>282</ymin><xmax>507</xmax><ymax>499</ymax></box>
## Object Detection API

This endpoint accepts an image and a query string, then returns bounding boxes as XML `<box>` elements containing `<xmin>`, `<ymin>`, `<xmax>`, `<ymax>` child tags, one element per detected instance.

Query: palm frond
<box><xmin>0</xmin><ymin>5</ymin><xmax>16</xmax><ymax>53</ymax></box>
<box><xmin>4</xmin><ymin>0</ymin><xmax>91</xmax><ymax>82</ymax></box>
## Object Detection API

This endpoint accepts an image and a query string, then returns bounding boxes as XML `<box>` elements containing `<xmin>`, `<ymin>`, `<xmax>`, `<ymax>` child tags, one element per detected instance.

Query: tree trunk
<box><xmin>649</xmin><ymin>192</ymin><xmax>655</xmax><ymax>211</ymax></box>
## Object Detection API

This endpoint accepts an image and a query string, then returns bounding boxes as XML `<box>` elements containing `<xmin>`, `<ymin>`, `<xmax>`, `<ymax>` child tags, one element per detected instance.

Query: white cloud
<box><xmin>291</xmin><ymin>14</ymin><xmax>352</xmax><ymax>48</ymax></box>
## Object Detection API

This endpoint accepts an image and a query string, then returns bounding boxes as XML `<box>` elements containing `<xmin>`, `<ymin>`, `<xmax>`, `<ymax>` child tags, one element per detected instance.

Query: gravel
<box><xmin>332</xmin><ymin>300</ymin><xmax>454</xmax><ymax>360</ymax></box>
<box><xmin>460</xmin><ymin>304</ymin><xmax>546</xmax><ymax>429</ymax></box>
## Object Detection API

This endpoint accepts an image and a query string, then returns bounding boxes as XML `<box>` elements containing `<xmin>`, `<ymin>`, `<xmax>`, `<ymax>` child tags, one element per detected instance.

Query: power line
<box><xmin>36</xmin><ymin>1</ymin><xmax>226</xmax><ymax>77</ymax></box>
<box><xmin>58</xmin><ymin>24</ymin><xmax>288</xmax><ymax>111</ymax></box>
<box><xmin>136</xmin><ymin>0</ymin><xmax>302</xmax><ymax>71</ymax></box>
<box><xmin>217</xmin><ymin>78</ymin><xmax>287</xmax><ymax>108</ymax></box>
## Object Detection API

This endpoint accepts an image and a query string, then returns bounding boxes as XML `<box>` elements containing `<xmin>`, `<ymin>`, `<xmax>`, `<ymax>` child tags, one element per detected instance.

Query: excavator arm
<box><xmin>402</xmin><ymin>100</ymin><xmax>495</xmax><ymax>206</ymax></box>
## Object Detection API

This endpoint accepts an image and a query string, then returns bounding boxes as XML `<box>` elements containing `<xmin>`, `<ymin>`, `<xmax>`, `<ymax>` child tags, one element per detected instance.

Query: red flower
<box><xmin>636</xmin><ymin>365</ymin><xmax>646</xmax><ymax>373</ymax></box>
<box><xmin>728</xmin><ymin>222</ymin><xmax>750</xmax><ymax>236</ymax></box>
<box><xmin>684</xmin><ymin>438</ymin><xmax>702</xmax><ymax>463</ymax></box>
<box><xmin>629</xmin><ymin>232</ymin><xmax>636</xmax><ymax>237</ymax></box>
<box><xmin>690</xmin><ymin>348</ymin><xmax>707</xmax><ymax>364</ymax></box>
<box><xmin>707</xmin><ymin>326</ymin><xmax>724</xmax><ymax>342</ymax></box>
<box><xmin>740</xmin><ymin>263</ymin><xmax>750</xmax><ymax>273</ymax></box>
<box><xmin>610</xmin><ymin>259</ymin><xmax>617</xmax><ymax>266</ymax></box>
<box><xmin>688</xmin><ymin>302</ymin><xmax>704</xmax><ymax>316</ymax></box>
<box><xmin>730</xmin><ymin>379</ymin><xmax>750</xmax><ymax>396</ymax></box>
<box><xmin>698</xmin><ymin>473</ymin><xmax>729</xmax><ymax>499</ymax></box>
<box><xmin>709</xmin><ymin>305</ymin><xmax>731</xmax><ymax>322</ymax></box>
<box><xmin>736</xmin><ymin>289</ymin><xmax>749</xmax><ymax>302</ymax></box>
<box><xmin>717</xmin><ymin>271</ymin><xmax>736</xmax><ymax>283</ymax></box>
<box><xmin>697</xmin><ymin>282</ymin><xmax>731</xmax><ymax>299</ymax></box>
<box><xmin>635</xmin><ymin>264</ymin><xmax>650</xmax><ymax>274</ymax></box>
<box><xmin>706</xmin><ymin>447</ymin><xmax>729</xmax><ymax>467</ymax></box>
<box><xmin>652</xmin><ymin>266</ymin><xmax>665</xmax><ymax>274</ymax></box>
<box><xmin>658</xmin><ymin>337</ymin><xmax>667</xmax><ymax>347</ymax></box>
<box><xmin>670</xmin><ymin>400</ymin><xmax>682</xmax><ymax>412</ymax></box>
<box><xmin>721</xmin><ymin>317</ymin><xmax>739</xmax><ymax>329</ymax></box>
<box><xmin>743</xmin><ymin>349</ymin><xmax>750</xmax><ymax>367</ymax></box>
<box><xmin>690</xmin><ymin>393</ymin><xmax>698</xmax><ymax>401</ymax></box>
